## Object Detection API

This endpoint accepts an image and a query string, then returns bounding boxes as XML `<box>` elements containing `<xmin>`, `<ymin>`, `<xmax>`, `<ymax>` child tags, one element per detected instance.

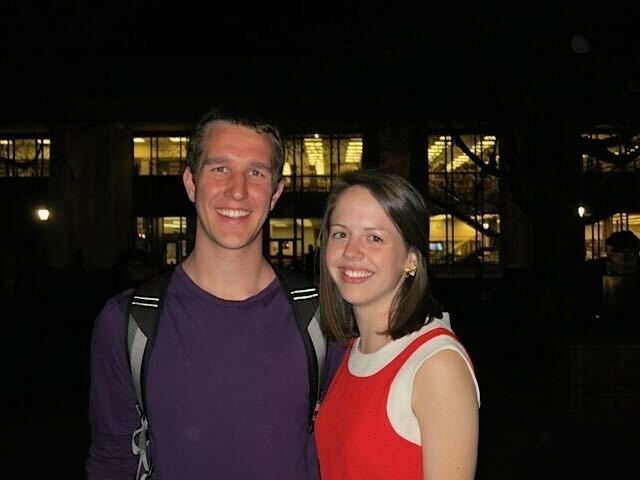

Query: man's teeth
<box><xmin>218</xmin><ymin>209</ymin><xmax>250</xmax><ymax>218</ymax></box>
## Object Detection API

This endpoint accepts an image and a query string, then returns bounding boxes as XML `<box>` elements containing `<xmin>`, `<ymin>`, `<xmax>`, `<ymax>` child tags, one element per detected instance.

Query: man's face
<box><xmin>183</xmin><ymin>121</ymin><xmax>285</xmax><ymax>252</ymax></box>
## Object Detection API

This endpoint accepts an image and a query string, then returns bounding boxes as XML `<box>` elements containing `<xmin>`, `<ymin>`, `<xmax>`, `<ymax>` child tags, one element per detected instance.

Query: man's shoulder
<box><xmin>91</xmin><ymin>287</ymin><xmax>136</xmax><ymax>346</ymax></box>
<box><xmin>273</xmin><ymin>265</ymin><xmax>317</xmax><ymax>288</ymax></box>
<box><xmin>102</xmin><ymin>287</ymin><xmax>136</xmax><ymax>317</ymax></box>
<box><xmin>92</xmin><ymin>268</ymin><xmax>179</xmax><ymax>342</ymax></box>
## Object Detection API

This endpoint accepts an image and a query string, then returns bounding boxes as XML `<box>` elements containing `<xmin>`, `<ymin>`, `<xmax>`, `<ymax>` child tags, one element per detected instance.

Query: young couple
<box><xmin>87</xmin><ymin>107</ymin><xmax>480</xmax><ymax>479</ymax></box>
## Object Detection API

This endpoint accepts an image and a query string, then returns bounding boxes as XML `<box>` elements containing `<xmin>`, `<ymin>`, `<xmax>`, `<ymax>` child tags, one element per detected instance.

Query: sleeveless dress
<box><xmin>314</xmin><ymin>317</ymin><xmax>479</xmax><ymax>480</ymax></box>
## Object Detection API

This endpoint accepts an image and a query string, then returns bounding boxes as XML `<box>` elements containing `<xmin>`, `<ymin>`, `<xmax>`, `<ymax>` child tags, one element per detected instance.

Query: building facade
<box><xmin>3</xmin><ymin>110</ymin><xmax>638</xmax><ymax>284</ymax></box>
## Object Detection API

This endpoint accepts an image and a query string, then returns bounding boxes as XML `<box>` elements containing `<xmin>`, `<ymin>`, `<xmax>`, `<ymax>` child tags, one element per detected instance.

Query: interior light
<box><xmin>578</xmin><ymin>206</ymin><xmax>585</xmax><ymax>218</ymax></box>
<box><xmin>345</xmin><ymin>137</ymin><xmax>363</xmax><ymax>163</ymax></box>
<box><xmin>36</xmin><ymin>208</ymin><xmax>50</xmax><ymax>221</ymax></box>
<box><xmin>303</xmin><ymin>137</ymin><xmax>324</xmax><ymax>173</ymax></box>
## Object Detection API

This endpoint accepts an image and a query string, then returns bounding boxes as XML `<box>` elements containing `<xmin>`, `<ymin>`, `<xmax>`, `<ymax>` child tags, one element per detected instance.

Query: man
<box><xmin>86</xmin><ymin>107</ymin><xmax>343</xmax><ymax>479</ymax></box>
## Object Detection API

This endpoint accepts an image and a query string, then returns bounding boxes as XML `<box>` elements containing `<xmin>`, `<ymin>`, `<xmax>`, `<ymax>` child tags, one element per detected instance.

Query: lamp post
<box><xmin>33</xmin><ymin>206</ymin><xmax>51</xmax><ymax>265</ymax></box>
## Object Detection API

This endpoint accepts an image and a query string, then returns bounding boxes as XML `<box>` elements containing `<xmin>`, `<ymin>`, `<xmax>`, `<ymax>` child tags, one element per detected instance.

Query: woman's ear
<box><xmin>403</xmin><ymin>249</ymin><xmax>419</xmax><ymax>277</ymax></box>
<box><xmin>408</xmin><ymin>249</ymin><xmax>418</xmax><ymax>267</ymax></box>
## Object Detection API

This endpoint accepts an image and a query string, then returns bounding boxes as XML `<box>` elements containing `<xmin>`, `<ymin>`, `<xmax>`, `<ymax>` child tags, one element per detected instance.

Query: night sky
<box><xmin>1</xmin><ymin>2</ymin><xmax>638</xmax><ymax>121</ymax></box>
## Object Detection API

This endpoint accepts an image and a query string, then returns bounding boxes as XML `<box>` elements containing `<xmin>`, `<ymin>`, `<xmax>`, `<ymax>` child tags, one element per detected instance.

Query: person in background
<box><xmin>599</xmin><ymin>230</ymin><xmax>640</xmax><ymax>328</ymax></box>
<box><xmin>314</xmin><ymin>169</ymin><xmax>480</xmax><ymax>480</ymax></box>
<box><xmin>86</xmin><ymin>106</ymin><xmax>343</xmax><ymax>479</ymax></box>
<box><xmin>604</xmin><ymin>230</ymin><xmax>640</xmax><ymax>276</ymax></box>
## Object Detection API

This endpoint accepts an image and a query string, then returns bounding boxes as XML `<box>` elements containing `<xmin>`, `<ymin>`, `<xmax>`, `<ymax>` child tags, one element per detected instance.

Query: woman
<box><xmin>314</xmin><ymin>170</ymin><xmax>480</xmax><ymax>480</ymax></box>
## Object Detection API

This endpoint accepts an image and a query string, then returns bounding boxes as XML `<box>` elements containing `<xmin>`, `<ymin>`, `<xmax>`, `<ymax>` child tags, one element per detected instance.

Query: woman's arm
<box><xmin>412</xmin><ymin>349</ymin><xmax>479</xmax><ymax>480</ymax></box>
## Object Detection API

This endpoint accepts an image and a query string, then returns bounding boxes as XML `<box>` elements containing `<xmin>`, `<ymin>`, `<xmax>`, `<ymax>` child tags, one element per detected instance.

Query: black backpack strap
<box><xmin>126</xmin><ymin>268</ymin><xmax>174</xmax><ymax>480</ymax></box>
<box><xmin>274</xmin><ymin>266</ymin><xmax>326</xmax><ymax>432</ymax></box>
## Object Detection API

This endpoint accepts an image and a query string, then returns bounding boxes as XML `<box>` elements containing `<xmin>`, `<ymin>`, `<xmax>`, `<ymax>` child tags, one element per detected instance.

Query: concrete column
<box><xmin>501</xmin><ymin>119</ymin><xmax>583</xmax><ymax>270</ymax></box>
<box><xmin>361</xmin><ymin>122</ymin><xmax>379</xmax><ymax>169</ymax></box>
<box><xmin>377</xmin><ymin>123</ymin><xmax>411</xmax><ymax>178</ymax></box>
<box><xmin>502</xmin><ymin>116</ymin><xmax>584</xmax><ymax>331</ymax></box>
<box><xmin>409</xmin><ymin>126</ymin><xmax>428</xmax><ymax>201</ymax></box>
<box><xmin>362</xmin><ymin>121</ymin><xmax>413</xmax><ymax>176</ymax></box>
<box><xmin>48</xmin><ymin>123</ymin><xmax>133</xmax><ymax>271</ymax></box>
<box><xmin>499</xmin><ymin>138</ymin><xmax>535</xmax><ymax>270</ymax></box>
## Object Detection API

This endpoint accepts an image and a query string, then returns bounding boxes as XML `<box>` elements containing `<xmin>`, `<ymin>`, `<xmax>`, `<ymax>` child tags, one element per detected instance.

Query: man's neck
<box><xmin>181</xmin><ymin>244</ymin><xmax>275</xmax><ymax>301</ymax></box>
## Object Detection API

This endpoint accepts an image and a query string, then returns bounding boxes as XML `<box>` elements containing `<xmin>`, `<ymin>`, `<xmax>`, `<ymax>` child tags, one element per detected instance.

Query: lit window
<box><xmin>283</xmin><ymin>134</ymin><xmax>362</xmax><ymax>192</ymax></box>
<box><xmin>0</xmin><ymin>137</ymin><xmax>50</xmax><ymax>177</ymax></box>
<box><xmin>136</xmin><ymin>216</ymin><xmax>189</xmax><ymax>265</ymax></box>
<box><xmin>133</xmin><ymin>136</ymin><xmax>189</xmax><ymax>176</ymax></box>
<box><xmin>427</xmin><ymin>134</ymin><xmax>500</xmax><ymax>267</ymax></box>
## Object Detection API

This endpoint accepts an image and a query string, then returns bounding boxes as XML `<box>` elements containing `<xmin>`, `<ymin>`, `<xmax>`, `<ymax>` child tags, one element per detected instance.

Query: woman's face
<box><xmin>324</xmin><ymin>185</ymin><xmax>415</xmax><ymax>318</ymax></box>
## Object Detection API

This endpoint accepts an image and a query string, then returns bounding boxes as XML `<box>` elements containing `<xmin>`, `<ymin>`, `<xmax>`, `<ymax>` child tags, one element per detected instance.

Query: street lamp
<box><xmin>36</xmin><ymin>208</ymin><xmax>50</xmax><ymax>222</ymax></box>
<box><xmin>578</xmin><ymin>206</ymin><xmax>585</xmax><ymax>218</ymax></box>
<box><xmin>31</xmin><ymin>206</ymin><xmax>51</xmax><ymax>269</ymax></box>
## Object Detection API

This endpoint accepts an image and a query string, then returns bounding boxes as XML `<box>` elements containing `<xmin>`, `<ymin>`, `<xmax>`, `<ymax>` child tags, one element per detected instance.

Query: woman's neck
<box><xmin>354</xmin><ymin>308</ymin><xmax>393</xmax><ymax>353</ymax></box>
<box><xmin>357</xmin><ymin>332</ymin><xmax>392</xmax><ymax>354</ymax></box>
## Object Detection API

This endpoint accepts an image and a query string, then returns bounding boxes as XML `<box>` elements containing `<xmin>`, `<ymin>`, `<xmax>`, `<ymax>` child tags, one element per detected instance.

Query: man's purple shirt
<box><xmin>87</xmin><ymin>265</ymin><xmax>344</xmax><ymax>479</ymax></box>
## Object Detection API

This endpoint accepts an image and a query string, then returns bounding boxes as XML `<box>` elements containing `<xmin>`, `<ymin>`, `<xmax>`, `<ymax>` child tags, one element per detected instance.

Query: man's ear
<box><xmin>270</xmin><ymin>178</ymin><xmax>285</xmax><ymax>211</ymax></box>
<box><xmin>183</xmin><ymin>166</ymin><xmax>196</xmax><ymax>203</ymax></box>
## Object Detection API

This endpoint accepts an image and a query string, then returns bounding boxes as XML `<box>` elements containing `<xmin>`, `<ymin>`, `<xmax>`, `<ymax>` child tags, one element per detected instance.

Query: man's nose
<box><xmin>225</xmin><ymin>173</ymin><xmax>248</xmax><ymax>200</ymax></box>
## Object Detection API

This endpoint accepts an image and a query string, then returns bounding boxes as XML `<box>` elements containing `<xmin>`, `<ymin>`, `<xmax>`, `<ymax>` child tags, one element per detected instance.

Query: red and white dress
<box><xmin>315</xmin><ymin>315</ymin><xmax>480</xmax><ymax>480</ymax></box>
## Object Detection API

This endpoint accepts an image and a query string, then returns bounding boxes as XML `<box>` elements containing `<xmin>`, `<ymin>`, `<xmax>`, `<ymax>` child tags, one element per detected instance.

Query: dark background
<box><xmin>2</xmin><ymin>2</ymin><xmax>639</xmax><ymax>478</ymax></box>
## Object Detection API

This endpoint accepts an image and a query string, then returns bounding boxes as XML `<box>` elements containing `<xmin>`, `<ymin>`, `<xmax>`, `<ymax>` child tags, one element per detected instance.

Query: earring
<box><xmin>404</xmin><ymin>265</ymin><xmax>417</xmax><ymax>277</ymax></box>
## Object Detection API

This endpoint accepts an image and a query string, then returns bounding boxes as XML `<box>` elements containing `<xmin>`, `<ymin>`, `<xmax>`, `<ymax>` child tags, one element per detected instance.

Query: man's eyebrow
<box><xmin>201</xmin><ymin>157</ymin><xmax>271</xmax><ymax>170</ymax></box>
<box><xmin>203</xmin><ymin>156</ymin><xmax>228</xmax><ymax>165</ymax></box>
<box><xmin>249</xmin><ymin>159</ymin><xmax>272</xmax><ymax>170</ymax></box>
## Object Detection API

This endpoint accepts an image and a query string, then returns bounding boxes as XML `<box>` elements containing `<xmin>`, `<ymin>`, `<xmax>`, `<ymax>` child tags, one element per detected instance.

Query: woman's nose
<box><xmin>343</xmin><ymin>238</ymin><xmax>363</xmax><ymax>259</ymax></box>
